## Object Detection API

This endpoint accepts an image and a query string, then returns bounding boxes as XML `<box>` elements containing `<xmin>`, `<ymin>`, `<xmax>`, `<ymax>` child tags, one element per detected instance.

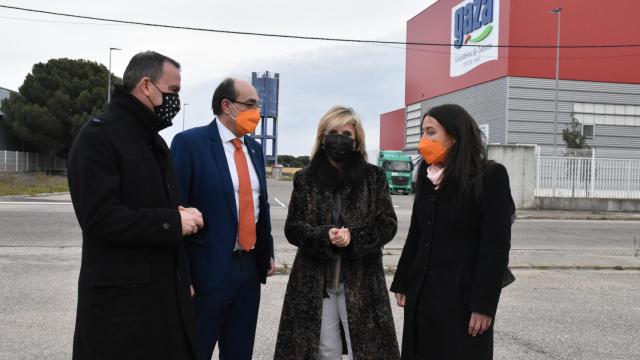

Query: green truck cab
<box><xmin>378</xmin><ymin>150</ymin><xmax>414</xmax><ymax>194</ymax></box>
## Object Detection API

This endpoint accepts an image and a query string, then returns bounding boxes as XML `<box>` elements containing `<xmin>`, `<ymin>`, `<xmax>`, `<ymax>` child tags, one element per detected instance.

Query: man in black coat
<box><xmin>67</xmin><ymin>51</ymin><xmax>204</xmax><ymax>360</ymax></box>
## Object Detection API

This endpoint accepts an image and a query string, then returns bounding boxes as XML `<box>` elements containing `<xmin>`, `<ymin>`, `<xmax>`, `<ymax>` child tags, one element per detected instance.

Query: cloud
<box><xmin>0</xmin><ymin>0</ymin><xmax>440</xmax><ymax>156</ymax></box>
<box><xmin>161</xmin><ymin>39</ymin><xmax>407</xmax><ymax>157</ymax></box>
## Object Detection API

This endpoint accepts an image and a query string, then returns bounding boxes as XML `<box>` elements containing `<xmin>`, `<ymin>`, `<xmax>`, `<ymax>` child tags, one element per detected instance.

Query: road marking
<box><xmin>393</xmin><ymin>205</ymin><xmax>399</xmax><ymax>208</ymax></box>
<box><xmin>273</xmin><ymin>198</ymin><xmax>287</xmax><ymax>208</ymax></box>
<box><xmin>0</xmin><ymin>201</ymin><xmax>72</xmax><ymax>205</ymax></box>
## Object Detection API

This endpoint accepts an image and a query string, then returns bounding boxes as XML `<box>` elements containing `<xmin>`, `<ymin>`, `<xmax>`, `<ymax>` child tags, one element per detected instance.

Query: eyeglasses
<box><xmin>231</xmin><ymin>99</ymin><xmax>261</xmax><ymax>109</ymax></box>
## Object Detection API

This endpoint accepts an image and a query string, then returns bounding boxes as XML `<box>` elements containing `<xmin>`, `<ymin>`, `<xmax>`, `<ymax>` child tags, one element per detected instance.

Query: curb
<box><xmin>31</xmin><ymin>192</ymin><xmax>70</xmax><ymax>196</ymax></box>
<box><xmin>517</xmin><ymin>215</ymin><xmax>640</xmax><ymax>221</ymax></box>
<box><xmin>272</xmin><ymin>264</ymin><xmax>640</xmax><ymax>275</ymax></box>
<box><xmin>0</xmin><ymin>192</ymin><xmax>70</xmax><ymax>200</ymax></box>
<box><xmin>508</xmin><ymin>265</ymin><xmax>640</xmax><ymax>271</ymax></box>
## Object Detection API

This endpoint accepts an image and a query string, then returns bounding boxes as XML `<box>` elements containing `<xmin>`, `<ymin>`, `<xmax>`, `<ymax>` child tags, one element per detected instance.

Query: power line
<box><xmin>372</xmin><ymin>42</ymin><xmax>640</xmax><ymax>60</ymax></box>
<box><xmin>1</xmin><ymin>4</ymin><xmax>640</xmax><ymax>49</ymax></box>
<box><xmin>0</xmin><ymin>15</ymin><xmax>124</xmax><ymax>26</ymax></box>
<box><xmin>4</xmin><ymin>13</ymin><xmax>640</xmax><ymax>60</ymax></box>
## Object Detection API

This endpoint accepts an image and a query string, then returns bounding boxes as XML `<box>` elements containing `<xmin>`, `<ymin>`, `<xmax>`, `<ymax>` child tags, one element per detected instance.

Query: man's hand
<box><xmin>189</xmin><ymin>285</ymin><xmax>195</xmax><ymax>298</ymax></box>
<box><xmin>395</xmin><ymin>293</ymin><xmax>406</xmax><ymax>307</ymax></box>
<box><xmin>328</xmin><ymin>227</ymin><xmax>351</xmax><ymax>248</ymax></box>
<box><xmin>179</xmin><ymin>206</ymin><xmax>203</xmax><ymax>220</ymax></box>
<box><xmin>468</xmin><ymin>312</ymin><xmax>493</xmax><ymax>337</ymax></box>
<box><xmin>179</xmin><ymin>207</ymin><xmax>204</xmax><ymax>236</ymax></box>
<box><xmin>267</xmin><ymin>257</ymin><xmax>276</xmax><ymax>276</ymax></box>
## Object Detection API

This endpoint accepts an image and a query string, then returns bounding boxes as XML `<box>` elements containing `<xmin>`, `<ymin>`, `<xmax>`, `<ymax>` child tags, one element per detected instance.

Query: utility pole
<box><xmin>107</xmin><ymin>47</ymin><xmax>121</xmax><ymax>104</ymax></box>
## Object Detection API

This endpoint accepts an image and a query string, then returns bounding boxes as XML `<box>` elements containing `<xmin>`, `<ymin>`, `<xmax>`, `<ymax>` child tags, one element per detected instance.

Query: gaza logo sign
<box><xmin>450</xmin><ymin>0</ymin><xmax>500</xmax><ymax>77</ymax></box>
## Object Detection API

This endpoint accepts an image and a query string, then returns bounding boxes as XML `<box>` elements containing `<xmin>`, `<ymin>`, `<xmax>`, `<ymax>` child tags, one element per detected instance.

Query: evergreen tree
<box><xmin>0</xmin><ymin>58</ymin><xmax>121</xmax><ymax>159</ymax></box>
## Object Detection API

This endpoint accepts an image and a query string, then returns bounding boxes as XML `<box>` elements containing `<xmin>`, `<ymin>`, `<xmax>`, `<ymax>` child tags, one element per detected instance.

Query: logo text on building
<box><xmin>454</xmin><ymin>0</ymin><xmax>494</xmax><ymax>49</ymax></box>
<box><xmin>450</xmin><ymin>0</ymin><xmax>500</xmax><ymax>77</ymax></box>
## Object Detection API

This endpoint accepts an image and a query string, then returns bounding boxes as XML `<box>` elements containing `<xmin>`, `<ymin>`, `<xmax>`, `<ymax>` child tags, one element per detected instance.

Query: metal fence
<box><xmin>0</xmin><ymin>150</ymin><xmax>66</xmax><ymax>173</ymax></box>
<box><xmin>536</xmin><ymin>149</ymin><xmax>640</xmax><ymax>199</ymax></box>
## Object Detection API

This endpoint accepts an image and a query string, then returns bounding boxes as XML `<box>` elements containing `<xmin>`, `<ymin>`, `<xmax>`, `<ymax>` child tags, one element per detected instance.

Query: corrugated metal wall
<box><xmin>507</xmin><ymin>77</ymin><xmax>640</xmax><ymax>157</ymax></box>
<box><xmin>401</xmin><ymin>77</ymin><xmax>640</xmax><ymax>158</ymax></box>
<box><xmin>404</xmin><ymin>77</ymin><xmax>508</xmax><ymax>152</ymax></box>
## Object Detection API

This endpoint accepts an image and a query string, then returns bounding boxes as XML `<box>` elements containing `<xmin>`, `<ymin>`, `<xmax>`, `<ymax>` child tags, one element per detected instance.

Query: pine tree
<box><xmin>0</xmin><ymin>58</ymin><xmax>121</xmax><ymax>160</ymax></box>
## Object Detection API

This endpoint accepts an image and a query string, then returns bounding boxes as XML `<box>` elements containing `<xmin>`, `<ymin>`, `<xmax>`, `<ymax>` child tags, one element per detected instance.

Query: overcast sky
<box><xmin>1</xmin><ymin>0</ymin><xmax>437</xmax><ymax>156</ymax></box>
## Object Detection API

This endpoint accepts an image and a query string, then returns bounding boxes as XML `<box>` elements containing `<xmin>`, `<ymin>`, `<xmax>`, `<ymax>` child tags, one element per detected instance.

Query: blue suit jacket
<box><xmin>170</xmin><ymin>119</ymin><xmax>274</xmax><ymax>292</ymax></box>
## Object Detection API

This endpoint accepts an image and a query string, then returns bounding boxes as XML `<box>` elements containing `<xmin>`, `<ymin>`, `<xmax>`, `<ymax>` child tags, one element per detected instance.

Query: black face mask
<box><xmin>148</xmin><ymin>82</ymin><xmax>180</xmax><ymax>130</ymax></box>
<box><xmin>323</xmin><ymin>134</ymin><xmax>355</xmax><ymax>162</ymax></box>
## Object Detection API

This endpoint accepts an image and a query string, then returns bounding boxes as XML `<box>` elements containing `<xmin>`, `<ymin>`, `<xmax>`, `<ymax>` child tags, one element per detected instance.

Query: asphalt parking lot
<box><xmin>1</xmin><ymin>250</ymin><xmax>638</xmax><ymax>360</ymax></box>
<box><xmin>0</xmin><ymin>179</ymin><xmax>639</xmax><ymax>359</ymax></box>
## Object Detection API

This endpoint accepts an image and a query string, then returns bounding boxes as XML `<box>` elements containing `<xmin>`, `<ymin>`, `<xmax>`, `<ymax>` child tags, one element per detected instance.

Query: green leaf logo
<box><xmin>465</xmin><ymin>24</ymin><xmax>493</xmax><ymax>44</ymax></box>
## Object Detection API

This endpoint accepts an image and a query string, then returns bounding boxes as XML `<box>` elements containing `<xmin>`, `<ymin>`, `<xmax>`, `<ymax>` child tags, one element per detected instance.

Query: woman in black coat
<box><xmin>390</xmin><ymin>104</ymin><xmax>514</xmax><ymax>359</ymax></box>
<box><xmin>275</xmin><ymin>106</ymin><xmax>400</xmax><ymax>359</ymax></box>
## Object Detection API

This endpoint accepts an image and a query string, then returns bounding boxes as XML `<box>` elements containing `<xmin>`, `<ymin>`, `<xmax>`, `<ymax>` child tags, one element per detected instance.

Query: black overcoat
<box><xmin>67</xmin><ymin>88</ymin><xmax>197</xmax><ymax>359</ymax></box>
<box><xmin>390</xmin><ymin>163</ymin><xmax>513</xmax><ymax>360</ymax></box>
<box><xmin>274</xmin><ymin>163</ymin><xmax>400</xmax><ymax>359</ymax></box>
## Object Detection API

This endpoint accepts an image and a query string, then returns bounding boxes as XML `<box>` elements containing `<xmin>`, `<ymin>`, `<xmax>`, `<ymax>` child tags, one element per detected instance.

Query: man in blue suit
<box><xmin>170</xmin><ymin>78</ymin><xmax>275</xmax><ymax>360</ymax></box>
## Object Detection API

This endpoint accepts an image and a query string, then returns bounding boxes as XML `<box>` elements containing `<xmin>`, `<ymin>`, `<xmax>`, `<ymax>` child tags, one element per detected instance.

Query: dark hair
<box><xmin>419</xmin><ymin>104</ymin><xmax>489</xmax><ymax>199</ymax></box>
<box><xmin>122</xmin><ymin>51</ymin><xmax>180</xmax><ymax>92</ymax></box>
<box><xmin>308</xmin><ymin>149</ymin><xmax>367</xmax><ymax>192</ymax></box>
<box><xmin>211</xmin><ymin>78</ymin><xmax>237</xmax><ymax>115</ymax></box>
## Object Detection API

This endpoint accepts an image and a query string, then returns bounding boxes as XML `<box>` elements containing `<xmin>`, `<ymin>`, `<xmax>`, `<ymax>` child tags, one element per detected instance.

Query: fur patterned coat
<box><xmin>274</xmin><ymin>162</ymin><xmax>400</xmax><ymax>360</ymax></box>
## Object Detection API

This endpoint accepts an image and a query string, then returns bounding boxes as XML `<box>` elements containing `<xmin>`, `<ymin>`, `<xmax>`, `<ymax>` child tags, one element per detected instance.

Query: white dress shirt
<box><xmin>216</xmin><ymin>119</ymin><xmax>260</xmax><ymax>250</ymax></box>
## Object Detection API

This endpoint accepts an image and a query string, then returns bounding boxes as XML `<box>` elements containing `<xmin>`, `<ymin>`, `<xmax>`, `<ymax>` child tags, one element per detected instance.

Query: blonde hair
<box><xmin>310</xmin><ymin>105</ymin><xmax>368</xmax><ymax>161</ymax></box>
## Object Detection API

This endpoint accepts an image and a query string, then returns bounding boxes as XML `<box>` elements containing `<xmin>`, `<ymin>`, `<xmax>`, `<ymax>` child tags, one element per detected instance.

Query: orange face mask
<box><xmin>233</xmin><ymin>108</ymin><xmax>261</xmax><ymax>136</ymax></box>
<box><xmin>418</xmin><ymin>137</ymin><xmax>448</xmax><ymax>164</ymax></box>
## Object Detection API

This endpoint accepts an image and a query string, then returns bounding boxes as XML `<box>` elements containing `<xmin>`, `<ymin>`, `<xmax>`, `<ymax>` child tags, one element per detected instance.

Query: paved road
<box><xmin>1</xmin><ymin>181</ymin><xmax>639</xmax><ymax>359</ymax></box>
<box><xmin>0</xmin><ymin>202</ymin><xmax>79</xmax><ymax>247</ymax></box>
<box><xmin>1</xmin><ymin>180</ymin><xmax>638</xmax><ymax>254</ymax></box>
<box><xmin>0</xmin><ymin>248</ymin><xmax>638</xmax><ymax>360</ymax></box>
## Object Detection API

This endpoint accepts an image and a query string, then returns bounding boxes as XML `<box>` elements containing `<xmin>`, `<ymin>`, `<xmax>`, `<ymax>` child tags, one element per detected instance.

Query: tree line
<box><xmin>1</xmin><ymin>58</ymin><xmax>118</xmax><ymax>160</ymax></box>
<box><xmin>276</xmin><ymin>155</ymin><xmax>310</xmax><ymax>168</ymax></box>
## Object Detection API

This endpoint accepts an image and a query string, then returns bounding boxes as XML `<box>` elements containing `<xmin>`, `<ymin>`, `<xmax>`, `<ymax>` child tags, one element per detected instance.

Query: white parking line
<box><xmin>273</xmin><ymin>198</ymin><xmax>287</xmax><ymax>208</ymax></box>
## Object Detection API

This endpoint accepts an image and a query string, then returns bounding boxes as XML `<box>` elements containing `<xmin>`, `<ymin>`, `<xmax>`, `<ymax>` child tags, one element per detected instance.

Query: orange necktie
<box><xmin>231</xmin><ymin>138</ymin><xmax>256</xmax><ymax>251</ymax></box>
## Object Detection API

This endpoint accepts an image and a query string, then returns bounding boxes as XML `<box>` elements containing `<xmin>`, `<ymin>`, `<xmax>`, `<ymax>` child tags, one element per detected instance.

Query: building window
<box><xmin>407</xmin><ymin>119</ymin><xmax>421</xmax><ymax>127</ymax></box>
<box><xmin>406</xmin><ymin>134</ymin><xmax>421</xmax><ymax>144</ymax></box>
<box><xmin>407</xmin><ymin>103</ymin><xmax>421</xmax><ymax>112</ymax></box>
<box><xmin>573</xmin><ymin>102</ymin><xmax>640</xmax><ymax>127</ymax></box>
<box><xmin>582</xmin><ymin>124</ymin><xmax>594</xmax><ymax>139</ymax></box>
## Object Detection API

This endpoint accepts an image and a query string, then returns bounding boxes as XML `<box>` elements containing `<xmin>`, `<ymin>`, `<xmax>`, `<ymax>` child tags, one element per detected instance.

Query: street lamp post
<box><xmin>550</xmin><ymin>8</ymin><xmax>561</xmax><ymax>152</ymax></box>
<box><xmin>182</xmin><ymin>103</ymin><xmax>189</xmax><ymax>131</ymax></box>
<box><xmin>107</xmin><ymin>47</ymin><xmax>121</xmax><ymax>104</ymax></box>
